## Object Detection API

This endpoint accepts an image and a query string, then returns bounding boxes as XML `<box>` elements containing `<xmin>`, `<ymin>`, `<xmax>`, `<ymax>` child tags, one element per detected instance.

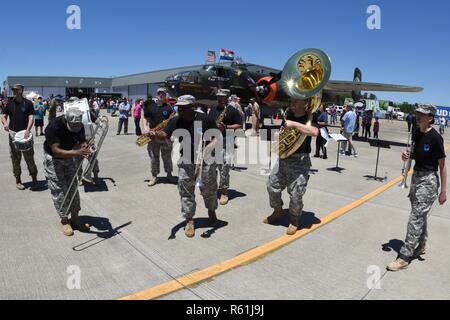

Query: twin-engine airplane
<box><xmin>164</xmin><ymin>49</ymin><xmax>422</xmax><ymax>117</ymax></box>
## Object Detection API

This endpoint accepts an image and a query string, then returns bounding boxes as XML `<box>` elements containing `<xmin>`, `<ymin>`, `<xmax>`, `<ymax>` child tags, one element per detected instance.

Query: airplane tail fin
<box><xmin>352</xmin><ymin>68</ymin><xmax>362</xmax><ymax>101</ymax></box>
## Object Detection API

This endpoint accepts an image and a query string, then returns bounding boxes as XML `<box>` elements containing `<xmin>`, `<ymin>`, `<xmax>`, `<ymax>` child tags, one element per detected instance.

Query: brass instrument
<box><xmin>61</xmin><ymin>116</ymin><xmax>109</xmax><ymax>217</ymax></box>
<box><xmin>216</xmin><ymin>108</ymin><xmax>226</xmax><ymax>127</ymax></box>
<box><xmin>136</xmin><ymin>112</ymin><xmax>177</xmax><ymax>147</ymax></box>
<box><xmin>81</xmin><ymin>116</ymin><xmax>109</xmax><ymax>183</ymax></box>
<box><xmin>398</xmin><ymin>129</ymin><xmax>415</xmax><ymax>189</ymax></box>
<box><xmin>272</xmin><ymin>49</ymin><xmax>332</xmax><ymax>159</ymax></box>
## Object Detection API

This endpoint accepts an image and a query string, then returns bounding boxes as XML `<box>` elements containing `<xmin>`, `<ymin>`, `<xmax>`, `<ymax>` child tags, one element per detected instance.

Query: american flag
<box><xmin>206</xmin><ymin>51</ymin><xmax>216</xmax><ymax>63</ymax></box>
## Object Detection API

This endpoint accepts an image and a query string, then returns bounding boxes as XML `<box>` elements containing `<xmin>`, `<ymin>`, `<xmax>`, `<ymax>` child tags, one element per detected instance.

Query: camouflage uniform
<box><xmin>178</xmin><ymin>162</ymin><xmax>218</xmax><ymax>220</ymax></box>
<box><xmin>267</xmin><ymin>153</ymin><xmax>311</xmax><ymax>222</ymax></box>
<box><xmin>217</xmin><ymin>143</ymin><xmax>234</xmax><ymax>190</ymax></box>
<box><xmin>43</xmin><ymin>152</ymin><xmax>81</xmax><ymax>218</ymax></box>
<box><xmin>8</xmin><ymin>135</ymin><xmax>38</xmax><ymax>179</ymax></box>
<box><xmin>147</xmin><ymin>141</ymin><xmax>173</xmax><ymax>177</ymax></box>
<box><xmin>400</xmin><ymin>171</ymin><xmax>439</xmax><ymax>258</ymax></box>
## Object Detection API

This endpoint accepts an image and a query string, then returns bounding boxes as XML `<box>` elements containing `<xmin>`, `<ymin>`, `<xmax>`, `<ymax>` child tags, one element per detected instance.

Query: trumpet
<box><xmin>398</xmin><ymin>129</ymin><xmax>415</xmax><ymax>189</ymax></box>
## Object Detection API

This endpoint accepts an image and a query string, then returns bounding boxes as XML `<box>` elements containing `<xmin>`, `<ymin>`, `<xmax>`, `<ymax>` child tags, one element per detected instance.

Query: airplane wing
<box><xmin>324</xmin><ymin>80</ymin><xmax>423</xmax><ymax>93</ymax></box>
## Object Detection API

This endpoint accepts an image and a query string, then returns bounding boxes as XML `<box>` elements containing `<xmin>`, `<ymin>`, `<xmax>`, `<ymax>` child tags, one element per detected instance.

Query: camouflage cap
<box><xmin>176</xmin><ymin>95</ymin><xmax>196</xmax><ymax>106</ymax></box>
<box><xmin>65</xmin><ymin>107</ymin><xmax>83</xmax><ymax>124</ymax></box>
<box><xmin>415</xmin><ymin>104</ymin><xmax>437</xmax><ymax>116</ymax></box>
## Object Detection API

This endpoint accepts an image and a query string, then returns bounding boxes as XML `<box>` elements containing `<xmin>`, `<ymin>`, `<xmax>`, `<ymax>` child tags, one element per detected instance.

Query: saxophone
<box><xmin>216</xmin><ymin>108</ymin><xmax>227</xmax><ymax>127</ymax></box>
<box><xmin>136</xmin><ymin>112</ymin><xmax>177</xmax><ymax>147</ymax></box>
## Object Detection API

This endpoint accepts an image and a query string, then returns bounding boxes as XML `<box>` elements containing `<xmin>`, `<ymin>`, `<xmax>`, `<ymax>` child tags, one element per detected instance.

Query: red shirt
<box><xmin>374</xmin><ymin>121</ymin><xmax>380</xmax><ymax>132</ymax></box>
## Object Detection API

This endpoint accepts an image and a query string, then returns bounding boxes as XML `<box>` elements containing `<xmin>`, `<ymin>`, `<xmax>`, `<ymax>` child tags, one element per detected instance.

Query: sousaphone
<box><xmin>272</xmin><ymin>48</ymin><xmax>332</xmax><ymax>159</ymax></box>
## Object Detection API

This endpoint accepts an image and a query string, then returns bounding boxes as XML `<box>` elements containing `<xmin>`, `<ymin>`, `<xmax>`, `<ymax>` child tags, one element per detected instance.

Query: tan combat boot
<box><xmin>148</xmin><ymin>176</ymin><xmax>157</xmax><ymax>187</ymax></box>
<box><xmin>286</xmin><ymin>224</ymin><xmax>298</xmax><ymax>236</ymax></box>
<box><xmin>263</xmin><ymin>208</ymin><xmax>284</xmax><ymax>225</ymax></box>
<box><xmin>61</xmin><ymin>218</ymin><xmax>74</xmax><ymax>237</ymax></box>
<box><xmin>16</xmin><ymin>177</ymin><xmax>25</xmax><ymax>191</ymax></box>
<box><xmin>70</xmin><ymin>212</ymin><xmax>91</xmax><ymax>232</ymax></box>
<box><xmin>387</xmin><ymin>256</ymin><xmax>410</xmax><ymax>272</ymax></box>
<box><xmin>208</xmin><ymin>210</ymin><xmax>218</xmax><ymax>227</ymax></box>
<box><xmin>185</xmin><ymin>219</ymin><xmax>195</xmax><ymax>238</ymax></box>
<box><xmin>287</xmin><ymin>217</ymin><xmax>299</xmax><ymax>236</ymax></box>
<box><xmin>219</xmin><ymin>190</ymin><xmax>229</xmax><ymax>206</ymax></box>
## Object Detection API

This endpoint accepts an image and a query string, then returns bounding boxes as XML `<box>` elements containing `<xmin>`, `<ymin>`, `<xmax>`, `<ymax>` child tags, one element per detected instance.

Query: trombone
<box><xmin>81</xmin><ymin>116</ymin><xmax>109</xmax><ymax>183</ymax></box>
<box><xmin>61</xmin><ymin>116</ymin><xmax>109</xmax><ymax>217</ymax></box>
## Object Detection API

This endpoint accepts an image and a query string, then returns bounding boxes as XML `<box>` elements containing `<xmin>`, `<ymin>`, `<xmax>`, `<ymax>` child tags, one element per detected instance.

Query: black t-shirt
<box><xmin>285</xmin><ymin>110</ymin><xmax>312</xmax><ymax>155</ymax></box>
<box><xmin>312</xmin><ymin>111</ymin><xmax>320</xmax><ymax>126</ymax></box>
<box><xmin>163</xmin><ymin>113</ymin><xmax>218</xmax><ymax>162</ymax></box>
<box><xmin>4</xmin><ymin>98</ymin><xmax>35</xmax><ymax>132</ymax></box>
<box><xmin>412</xmin><ymin>128</ymin><xmax>446</xmax><ymax>172</ymax></box>
<box><xmin>44</xmin><ymin>116</ymin><xmax>86</xmax><ymax>158</ymax></box>
<box><xmin>143</xmin><ymin>100</ymin><xmax>174</xmax><ymax>128</ymax></box>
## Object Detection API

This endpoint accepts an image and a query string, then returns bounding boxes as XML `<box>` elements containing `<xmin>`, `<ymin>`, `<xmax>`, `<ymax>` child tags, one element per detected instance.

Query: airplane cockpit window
<box><xmin>217</xmin><ymin>67</ymin><xmax>230</xmax><ymax>78</ymax></box>
<box><xmin>203</xmin><ymin>65</ymin><xmax>217</xmax><ymax>74</ymax></box>
<box><xmin>175</xmin><ymin>72</ymin><xmax>190</xmax><ymax>82</ymax></box>
<box><xmin>189</xmin><ymin>72</ymin><xmax>201</xmax><ymax>83</ymax></box>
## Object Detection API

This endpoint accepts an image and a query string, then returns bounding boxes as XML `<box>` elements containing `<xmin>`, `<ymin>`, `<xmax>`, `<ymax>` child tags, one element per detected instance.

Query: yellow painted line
<box><xmin>121</xmin><ymin>145</ymin><xmax>450</xmax><ymax>301</ymax></box>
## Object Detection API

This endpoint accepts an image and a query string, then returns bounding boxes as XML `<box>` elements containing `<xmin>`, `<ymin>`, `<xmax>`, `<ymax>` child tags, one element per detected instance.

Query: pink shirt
<box><xmin>133</xmin><ymin>103</ymin><xmax>142</xmax><ymax>119</ymax></box>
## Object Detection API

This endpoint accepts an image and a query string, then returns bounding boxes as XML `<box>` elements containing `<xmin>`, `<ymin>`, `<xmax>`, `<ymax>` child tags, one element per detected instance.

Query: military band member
<box><xmin>207</xmin><ymin>89</ymin><xmax>243</xmax><ymax>205</ymax></box>
<box><xmin>387</xmin><ymin>105</ymin><xmax>447</xmax><ymax>271</ymax></box>
<box><xmin>143</xmin><ymin>88</ymin><xmax>174</xmax><ymax>186</ymax></box>
<box><xmin>264</xmin><ymin>98</ymin><xmax>319</xmax><ymax>236</ymax></box>
<box><xmin>149</xmin><ymin>95</ymin><xmax>220</xmax><ymax>238</ymax></box>
<box><xmin>44</xmin><ymin>107</ymin><xmax>93</xmax><ymax>236</ymax></box>
<box><xmin>1</xmin><ymin>84</ymin><xmax>38</xmax><ymax>191</ymax></box>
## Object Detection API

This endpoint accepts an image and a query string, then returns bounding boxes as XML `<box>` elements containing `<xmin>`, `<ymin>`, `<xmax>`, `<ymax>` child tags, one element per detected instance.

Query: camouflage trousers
<box><xmin>147</xmin><ymin>141</ymin><xmax>173</xmax><ymax>177</ymax></box>
<box><xmin>44</xmin><ymin>152</ymin><xmax>81</xmax><ymax>219</ymax></box>
<box><xmin>8</xmin><ymin>136</ymin><xmax>38</xmax><ymax>178</ymax></box>
<box><xmin>400</xmin><ymin>171</ymin><xmax>439</xmax><ymax>258</ymax></box>
<box><xmin>217</xmin><ymin>147</ymin><xmax>234</xmax><ymax>191</ymax></box>
<box><xmin>178</xmin><ymin>163</ymin><xmax>218</xmax><ymax>220</ymax></box>
<box><xmin>267</xmin><ymin>153</ymin><xmax>311</xmax><ymax>221</ymax></box>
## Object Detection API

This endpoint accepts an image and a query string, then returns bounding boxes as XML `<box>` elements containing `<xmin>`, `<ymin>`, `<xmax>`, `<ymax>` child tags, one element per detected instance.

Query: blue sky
<box><xmin>1</xmin><ymin>0</ymin><xmax>449</xmax><ymax>105</ymax></box>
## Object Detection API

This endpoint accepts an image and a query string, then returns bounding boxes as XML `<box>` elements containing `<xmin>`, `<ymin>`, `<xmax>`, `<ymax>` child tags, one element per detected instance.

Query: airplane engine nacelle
<box><xmin>255</xmin><ymin>77</ymin><xmax>277</xmax><ymax>105</ymax></box>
